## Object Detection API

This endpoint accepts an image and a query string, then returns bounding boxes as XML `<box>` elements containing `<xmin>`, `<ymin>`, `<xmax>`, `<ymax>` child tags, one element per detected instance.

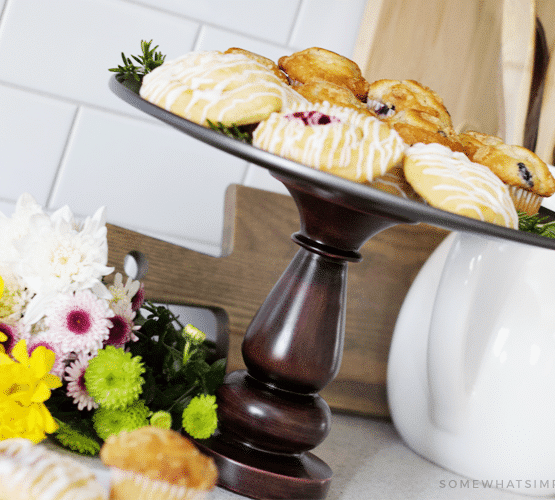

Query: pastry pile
<box><xmin>0</xmin><ymin>431</ymin><xmax>218</xmax><ymax>500</ymax></box>
<box><xmin>140</xmin><ymin>46</ymin><xmax>555</xmax><ymax>229</ymax></box>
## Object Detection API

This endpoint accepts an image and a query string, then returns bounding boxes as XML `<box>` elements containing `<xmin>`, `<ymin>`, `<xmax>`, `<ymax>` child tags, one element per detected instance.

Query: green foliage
<box><xmin>518</xmin><ymin>211</ymin><xmax>555</xmax><ymax>238</ymax></box>
<box><xmin>109</xmin><ymin>40</ymin><xmax>165</xmax><ymax>91</ymax></box>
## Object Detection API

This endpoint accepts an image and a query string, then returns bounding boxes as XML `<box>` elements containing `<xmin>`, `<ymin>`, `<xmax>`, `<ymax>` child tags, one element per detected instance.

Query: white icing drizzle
<box><xmin>0</xmin><ymin>439</ymin><xmax>107</xmax><ymax>500</ymax></box>
<box><xmin>406</xmin><ymin>143</ymin><xmax>518</xmax><ymax>228</ymax></box>
<box><xmin>253</xmin><ymin>101</ymin><xmax>406</xmax><ymax>182</ymax></box>
<box><xmin>140</xmin><ymin>51</ymin><xmax>307</xmax><ymax>124</ymax></box>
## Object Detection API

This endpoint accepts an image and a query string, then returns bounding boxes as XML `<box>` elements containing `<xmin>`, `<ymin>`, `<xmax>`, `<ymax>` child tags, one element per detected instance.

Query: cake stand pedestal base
<box><xmin>193</xmin><ymin>180</ymin><xmax>406</xmax><ymax>499</ymax></box>
<box><xmin>197</xmin><ymin>431</ymin><xmax>332</xmax><ymax>499</ymax></box>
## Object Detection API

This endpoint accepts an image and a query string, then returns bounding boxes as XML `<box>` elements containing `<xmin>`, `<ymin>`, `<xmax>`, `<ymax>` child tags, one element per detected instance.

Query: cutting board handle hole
<box><xmin>124</xmin><ymin>250</ymin><xmax>148</xmax><ymax>280</ymax></box>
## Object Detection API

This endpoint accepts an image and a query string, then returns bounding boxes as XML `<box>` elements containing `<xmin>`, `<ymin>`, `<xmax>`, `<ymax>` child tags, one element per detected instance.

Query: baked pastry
<box><xmin>367</xmin><ymin>79</ymin><xmax>452</xmax><ymax>131</ymax></box>
<box><xmin>459</xmin><ymin>130</ymin><xmax>555</xmax><ymax>214</ymax></box>
<box><xmin>224</xmin><ymin>47</ymin><xmax>289</xmax><ymax>85</ymax></box>
<box><xmin>278</xmin><ymin>47</ymin><xmax>370</xmax><ymax>101</ymax></box>
<box><xmin>0</xmin><ymin>438</ymin><xmax>107</xmax><ymax>499</ymax></box>
<box><xmin>403</xmin><ymin>142</ymin><xmax>518</xmax><ymax>229</ymax></box>
<box><xmin>366</xmin><ymin>79</ymin><xmax>464</xmax><ymax>152</ymax></box>
<box><xmin>369</xmin><ymin>165</ymin><xmax>422</xmax><ymax>201</ymax></box>
<box><xmin>293</xmin><ymin>79</ymin><xmax>371</xmax><ymax>114</ymax></box>
<box><xmin>100</xmin><ymin>426</ymin><xmax>217</xmax><ymax>500</ymax></box>
<box><xmin>252</xmin><ymin>101</ymin><xmax>407</xmax><ymax>184</ymax></box>
<box><xmin>140</xmin><ymin>50</ymin><xmax>306</xmax><ymax>127</ymax></box>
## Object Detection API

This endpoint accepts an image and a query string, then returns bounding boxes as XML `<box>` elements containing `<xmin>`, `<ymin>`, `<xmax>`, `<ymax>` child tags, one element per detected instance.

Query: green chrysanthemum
<box><xmin>182</xmin><ymin>394</ymin><xmax>218</xmax><ymax>439</ymax></box>
<box><xmin>85</xmin><ymin>346</ymin><xmax>145</xmax><ymax>410</ymax></box>
<box><xmin>92</xmin><ymin>399</ymin><xmax>150</xmax><ymax>441</ymax></box>
<box><xmin>150</xmin><ymin>410</ymin><xmax>172</xmax><ymax>429</ymax></box>
<box><xmin>52</xmin><ymin>420</ymin><xmax>101</xmax><ymax>455</ymax></box>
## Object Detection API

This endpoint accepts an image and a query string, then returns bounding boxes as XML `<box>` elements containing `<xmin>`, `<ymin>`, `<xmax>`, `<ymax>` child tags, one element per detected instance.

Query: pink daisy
<box><xmin>131</xmin><ymin>282</ymin><xmax>145</xmax><ymax>312</ymax></box>
<box><xmin>27</xmin><ymin>336</ymin><xmax>66</xmax><ymax>377</ymax></box>
<box><xmin>0</xmin><ymin>322</ymin><xmax>21</xmax><ymax>354</ymax></box>
<box><xmin>45</xmin><ymin>290</ymin><xmax>114</xmax><ymax>355</ymax></box>
<box><xmin>65</xmin><ymin>352</ymin><xmax>98</xmax><ymax>411</ymax></box>
<box><xmin>104</xmin><ymin>313</ymin><xmax>133</xmax><ymax>348</ymax></box>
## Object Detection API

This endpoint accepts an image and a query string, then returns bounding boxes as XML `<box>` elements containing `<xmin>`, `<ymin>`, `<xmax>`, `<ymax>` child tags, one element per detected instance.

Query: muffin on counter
<box><xmin>100</xmin><ymin>426</ymin><xmax>218</xmax><ymax>500</ymax></box>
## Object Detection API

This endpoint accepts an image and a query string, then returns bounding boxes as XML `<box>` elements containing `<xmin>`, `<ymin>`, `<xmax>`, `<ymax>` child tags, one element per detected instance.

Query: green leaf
<box><xmin>109</xmin><ymin>39</ymin><xmax>166</xmax><ymax>87</ymax></box>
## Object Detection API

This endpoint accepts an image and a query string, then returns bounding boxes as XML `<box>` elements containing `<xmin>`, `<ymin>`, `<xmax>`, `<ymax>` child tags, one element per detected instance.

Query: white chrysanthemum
<box><xmin>44</xmin><ymin>290</ymin><xmax>114</xmax><ymax>355</ymax></box>
<box><xmin>0</xmin><ymin>266</ymin><xmax>32</xmax><ymax>324</ymax></box>
<box><xmin>13</xmin><ymin>204</ymin><xmax>114</xmax><ymax>325</ymax></box>
<box><xmin>0</xmin><ymin>193</ymin><xmax>44</xmax><ymax>265</ymax></box>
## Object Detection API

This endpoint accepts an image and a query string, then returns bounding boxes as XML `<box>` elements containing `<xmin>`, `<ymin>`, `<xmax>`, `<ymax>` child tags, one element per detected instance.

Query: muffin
<box><xmin>100</xmin><ymin>426</ymin><xmax>218</xmax><ymax>500</ymax></box>
<box><xmin>459</xmin><ymin>131</ymin><xmax>555</xmax><ymax>214</ymax></box>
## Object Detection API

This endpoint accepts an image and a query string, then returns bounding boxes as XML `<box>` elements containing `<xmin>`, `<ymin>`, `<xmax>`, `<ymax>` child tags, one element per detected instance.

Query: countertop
<box><xmin>50</xmin><ymin>412</ymin><xmax>531</xmax><ymax>500</ymax></box>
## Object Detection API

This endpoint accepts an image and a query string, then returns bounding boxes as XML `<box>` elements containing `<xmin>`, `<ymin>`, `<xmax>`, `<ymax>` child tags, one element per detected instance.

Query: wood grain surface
<box><xmin>353</xmin><ymin>0</ymin><xmax>504</xmax><ymax>137</ymax></box>
<box><xmin>107</xmin><ymin>185</ymin><xmax>448</xmax><ymax>417</ymax></box>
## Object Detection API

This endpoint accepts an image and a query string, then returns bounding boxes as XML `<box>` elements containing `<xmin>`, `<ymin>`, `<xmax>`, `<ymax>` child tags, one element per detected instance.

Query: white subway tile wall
<box><xmin>0</xmin><ymin>0</ymin><xmax>366</xmax><ymax>255</ymax></box>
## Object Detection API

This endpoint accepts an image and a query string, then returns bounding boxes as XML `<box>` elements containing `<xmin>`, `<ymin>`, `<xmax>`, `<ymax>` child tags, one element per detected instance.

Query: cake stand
<box><xmin>110</xmin><ymin>75</ymin><xmax>555</xmax><ymax>500</ymax></box>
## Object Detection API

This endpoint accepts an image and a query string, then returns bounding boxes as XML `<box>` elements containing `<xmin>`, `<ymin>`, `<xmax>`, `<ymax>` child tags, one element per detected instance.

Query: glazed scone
<box><xmin>140</xmin><ymin>50</ymin><xmax>306</xmax><ymax>127</ymax></box>
<box><xmin>100</xmin><ymin>426</ymin><xmax>217</xmax><ymax>500</ymax></box>
<box><xmin>403</xmin><ymin>142</ymin><xmax>518</xmax><ymax>228</ymax></box>
<box><xmin>278</xmin><ymin>47</ymin><xmax>370</xmax><ymax>101</ymax></box>
<box><xmin>0</xmin><ymin>438</ymin><xmax>107</xmax><ymax>500</ymax></box>
<box><xmin>253</xmin><ymin>101</ymin><xmax>407</xmax><ymax>184</ymax></box>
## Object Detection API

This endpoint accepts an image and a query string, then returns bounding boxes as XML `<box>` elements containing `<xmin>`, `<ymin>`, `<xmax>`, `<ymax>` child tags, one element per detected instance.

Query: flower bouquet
<box><xmin>0</xmin><ymin>194</ymin><xmax>226</xmax><ymax>455</ymax></box>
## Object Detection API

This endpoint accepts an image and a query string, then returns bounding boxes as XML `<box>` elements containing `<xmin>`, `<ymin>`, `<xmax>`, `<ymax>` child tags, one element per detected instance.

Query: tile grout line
<box><xmin>0</xmin><ymin>0</ymin><xmax>10</xmax><ymax>33</ymax></box>
<box><xmin>286</xmin><ymin>0</ymin><xmax>305</xmax><ymax>48</ymax></box>
<box><xmin>118</xmin><ymin>0</ymin><xmax>291</xmax><ymax>49</ymax></box>
<box><xmin>45</xmin><ymin>105</ymin><xmax>82</xmax><ymax>210</ymax></box>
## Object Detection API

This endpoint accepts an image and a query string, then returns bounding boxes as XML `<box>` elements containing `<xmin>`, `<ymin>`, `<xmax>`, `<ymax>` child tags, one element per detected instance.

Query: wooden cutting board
<box><xmin>106</xmin><ymin>184</ymin><xmax>448</xmax><ymax>417</ymax></box>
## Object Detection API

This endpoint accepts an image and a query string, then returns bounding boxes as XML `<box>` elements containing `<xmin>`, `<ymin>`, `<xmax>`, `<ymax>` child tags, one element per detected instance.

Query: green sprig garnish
<box><xmin>518</xmin><ymin>211</ymin><xmax>555</xmax><ymax>238</ymax></box>
<box><xmin>109</xmin><ymin>39</ymin><xmax>165</xmax><ymax>89</ymax></box>
<box><xmin>207</xmin><ymin>120</ymin><xmax>253</xmax><ymax>144</ymax></box>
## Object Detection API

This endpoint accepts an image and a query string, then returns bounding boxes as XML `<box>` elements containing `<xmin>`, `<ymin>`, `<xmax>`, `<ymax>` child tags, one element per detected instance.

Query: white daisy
<box><xmin>44</xmin><ymin>290</ymin><xmax>114</xmax><ymax>355</ymax></box>
<box><xmin>65</xmin><ymin>352</ymin><xmax>98</xmax><ymax>411</ymax></box>
<box><xmin>108</xmin><ymin>272</ymin><xmax>140</xmax><ymax>311</ymax></box>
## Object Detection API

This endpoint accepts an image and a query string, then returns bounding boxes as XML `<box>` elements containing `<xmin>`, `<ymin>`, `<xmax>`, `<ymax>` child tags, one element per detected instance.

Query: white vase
<box><xmin>388</xmin><ymin>230</ymin><xmax>555</xmax><ymax>496</ymax></box>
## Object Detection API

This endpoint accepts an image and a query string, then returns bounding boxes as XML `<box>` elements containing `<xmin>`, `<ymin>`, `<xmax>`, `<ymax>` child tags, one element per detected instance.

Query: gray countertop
<box><xmin>50</xmin><ymin>412</ymin><xmax>529</xmax><ymax>500</ymax></box>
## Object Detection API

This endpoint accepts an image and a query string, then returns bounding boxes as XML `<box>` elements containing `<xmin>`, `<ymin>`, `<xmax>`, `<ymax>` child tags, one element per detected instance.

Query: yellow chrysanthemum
<box><xmin>0</xmin><ymin>275</ymin><xmax>4</xmax><ymax>299</ymax></box>
<box><xmin>0</xmin><ymin>339</ymin><xmax>61</xmax><ymax>443</ymax></box>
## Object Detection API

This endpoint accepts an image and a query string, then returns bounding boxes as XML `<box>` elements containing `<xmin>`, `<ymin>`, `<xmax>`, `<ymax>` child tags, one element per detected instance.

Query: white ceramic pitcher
<box><xmin>388</xmin><ymin>230</ymin><xmax>555</xmax><ymax>496</ymax></box>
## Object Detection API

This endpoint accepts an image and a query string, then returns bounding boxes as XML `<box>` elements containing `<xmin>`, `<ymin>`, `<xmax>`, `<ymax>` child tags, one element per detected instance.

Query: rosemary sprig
<box><xmin>207</xmin><ymin>120</ymin><xmax>253</xmax><ymax>144</ymax></box>
<box><xmin>518</xmin><ymin>211</ymin><xmax>555</xmax><ymax>238</ymax></box>
<box><xmin>109</xmin><ymin>39</ymin><xmax>165</xmax><ymax>86</ymax></box>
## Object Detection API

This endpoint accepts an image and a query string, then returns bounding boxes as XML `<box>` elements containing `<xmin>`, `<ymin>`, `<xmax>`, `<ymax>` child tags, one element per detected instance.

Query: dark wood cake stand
<box><xmin>110</xmin><ymin>76</ymin><xmax>555</xmax><ymax>499</ymax></box>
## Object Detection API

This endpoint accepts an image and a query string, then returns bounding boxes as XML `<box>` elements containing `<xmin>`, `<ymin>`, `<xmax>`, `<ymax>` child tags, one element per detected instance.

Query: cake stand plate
<box><xmin>110</xmin><ymin>75</ymin><xmax>555</xmax><ymax>499</ymax></box>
